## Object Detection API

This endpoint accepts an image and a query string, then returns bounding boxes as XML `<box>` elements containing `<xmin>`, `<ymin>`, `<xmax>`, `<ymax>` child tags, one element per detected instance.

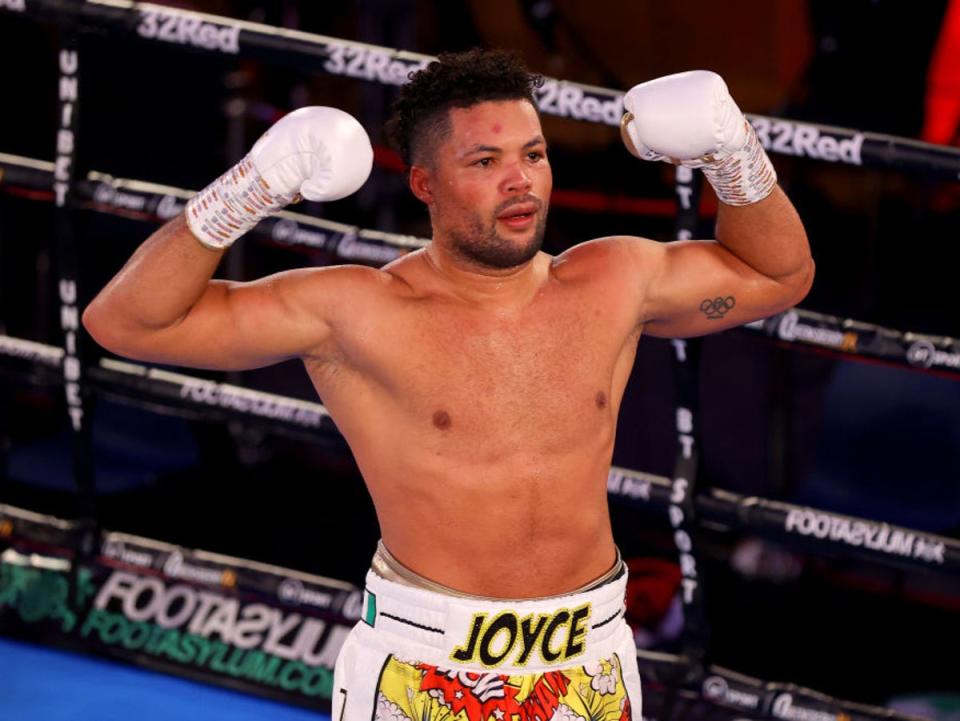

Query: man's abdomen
<box><xmin>365</xmin><ymin>446</ymin><xmax>619</xmax><ymax>598</ymax></box>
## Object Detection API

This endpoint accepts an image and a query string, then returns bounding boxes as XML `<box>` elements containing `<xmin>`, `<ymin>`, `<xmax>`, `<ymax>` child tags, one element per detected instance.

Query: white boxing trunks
<box><xmin>332</xmin><ymin>544</ymin><xmax>641</xmax><ymax>721</ymax></box>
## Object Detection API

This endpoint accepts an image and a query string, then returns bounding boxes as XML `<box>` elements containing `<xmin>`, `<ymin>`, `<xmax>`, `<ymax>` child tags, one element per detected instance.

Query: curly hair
<box><xmin>385</xmin><ymin>48</ymin><xmax>543</xmax><ymax>168</ymax></box>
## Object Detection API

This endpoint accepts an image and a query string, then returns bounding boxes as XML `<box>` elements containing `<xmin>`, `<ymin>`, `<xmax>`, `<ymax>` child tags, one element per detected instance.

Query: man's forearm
<box><xmin>82</xmin><ymin>214</ymin><xmax>222</xmax><ymax>342</ymax></box>
<box><xmin>620</xmin><ymin>72</ymin><xmax>812</xmax><ymax>290</ymax></box>
<box><xmin>714</xmin><ymin>185</ymin><xmax>813</xmax><ymax>284</ymax></box>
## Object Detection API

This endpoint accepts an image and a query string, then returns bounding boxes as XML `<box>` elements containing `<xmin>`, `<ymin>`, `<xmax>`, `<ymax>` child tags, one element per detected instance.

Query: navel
<box><xmin>595</xmin><ymin>391</ymin><xmax>608</xmax><ymax>410</ymax></box>
<box><xmin>432</xmin><ymin>410</ymin><xmax>452</xmax><ymax>430</ymax></box>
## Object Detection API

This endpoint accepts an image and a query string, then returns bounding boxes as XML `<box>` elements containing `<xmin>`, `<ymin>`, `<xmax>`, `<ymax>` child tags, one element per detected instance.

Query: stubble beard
<box><xmin>444</xmin><ymin>198</ymin><xmax>548</xmax><ymax>270</ymax></box>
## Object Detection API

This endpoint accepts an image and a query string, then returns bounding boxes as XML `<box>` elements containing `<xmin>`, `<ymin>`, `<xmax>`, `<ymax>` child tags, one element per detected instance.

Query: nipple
<box><xmin>433</xmin><ymin>410</ymin><xmax>452</xmax><ymax>430</ymax></box>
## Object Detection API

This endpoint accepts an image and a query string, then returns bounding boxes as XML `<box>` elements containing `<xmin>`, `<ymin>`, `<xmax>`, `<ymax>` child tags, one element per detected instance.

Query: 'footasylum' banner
<box><xmin>0</xmin><ymin>503</ymin><xmax>361</xmax><ymax>710</ymax></box>
<box><xmin>0</xmin><ymin>504</ymin><xmax>928</xmax><ymax>721</ymax></box>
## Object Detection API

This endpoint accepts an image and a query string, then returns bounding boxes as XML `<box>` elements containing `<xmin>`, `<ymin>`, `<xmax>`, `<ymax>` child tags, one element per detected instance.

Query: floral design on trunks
<box><xmin>374</xmin><ymin>655</ymin><xmax>631</xmax><ymax>721</ymax></box>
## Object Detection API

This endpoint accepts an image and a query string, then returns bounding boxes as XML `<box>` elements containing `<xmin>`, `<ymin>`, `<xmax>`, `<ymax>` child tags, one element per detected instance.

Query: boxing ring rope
<box><xmin>0</xmin><ymin>155</ymin><xmax>960</xmax><ymax>719</ymax></box>
<box><xmin>4</xmin><ymin>0</ymin><xmax>960</xmax><ymax>176</ymax></box>
<box><xmin>0</xmin><ymin>1</ymin><xmax>957</xmax><ymax>718</ymax></box>
<box><xmin>5</xmin><ymin>326</ymin><xmax>958</xmax><ymax>577</ymax></box>
<box><xmin>2</xmin><ymin>152</ymin><xmax>958</xmax><ymax>377</ymax></box>
<box><xmin>6</xmin><ymin>325</ymin><xmax>960</xmax><ymax>596</ymax></box>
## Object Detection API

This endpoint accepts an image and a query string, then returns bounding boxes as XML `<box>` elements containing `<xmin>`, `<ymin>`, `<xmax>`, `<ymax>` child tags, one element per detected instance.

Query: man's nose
<box><xmin>501</xmin><ymin>162</ymin><xmax>532</xmax><ymax>194</ymax></box>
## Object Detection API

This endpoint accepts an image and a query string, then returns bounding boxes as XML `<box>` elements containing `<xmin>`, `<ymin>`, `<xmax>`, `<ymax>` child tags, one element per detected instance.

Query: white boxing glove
<box><xmin>621</xmin><ymin>70</ymin><xmax>776</xmax><ymax>206</ymax></box>
<box><xmin>186</xmin><ymin>106</ymin><xmax>373</xmax><ymax>250</ymax></box>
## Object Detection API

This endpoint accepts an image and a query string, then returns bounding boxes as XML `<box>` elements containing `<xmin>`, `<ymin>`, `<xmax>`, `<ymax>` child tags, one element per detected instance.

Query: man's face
<box><xmin>415</xmin><ymin>100</ymin><xmax>552</xmax><ymax>270</ymax></box>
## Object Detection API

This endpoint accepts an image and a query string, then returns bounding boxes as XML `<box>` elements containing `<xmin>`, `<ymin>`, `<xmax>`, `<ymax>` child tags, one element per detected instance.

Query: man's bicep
<box><xmin>121</xmin><ymin>269</ymin><xmax>337</xmax><ymax>370</ymax></box>
<box><xmin>640</xmin><ymin>239</ymin><xmax>810</xmax><ymax>338</ymax></box>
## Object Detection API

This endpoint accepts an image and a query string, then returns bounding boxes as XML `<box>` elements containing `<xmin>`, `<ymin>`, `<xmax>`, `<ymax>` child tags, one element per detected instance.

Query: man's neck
<box><xmin>423</xmin><ymin>243</ymin><xmax>548</xmax><ymax>309</ymax></box>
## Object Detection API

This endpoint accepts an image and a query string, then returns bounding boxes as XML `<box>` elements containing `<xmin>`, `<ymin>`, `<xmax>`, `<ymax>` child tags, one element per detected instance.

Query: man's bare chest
<box><xmin>328</xmin><ymin>297</ymin><xmax>636</xmax><ymax>440</ymax></box>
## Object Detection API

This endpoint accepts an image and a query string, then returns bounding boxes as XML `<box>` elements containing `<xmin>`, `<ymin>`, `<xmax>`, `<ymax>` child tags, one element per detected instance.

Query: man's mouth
<box><xmin>496</xmin><ymin>203</ymin><xmax>538</xmax><ymax>228</ymax></box>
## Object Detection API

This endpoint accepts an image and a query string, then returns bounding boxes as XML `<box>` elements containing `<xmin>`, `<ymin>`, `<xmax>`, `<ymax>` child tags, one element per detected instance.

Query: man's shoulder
<box><xmin>552</xmin><ymin>235</ymin><xmax>661</xmax><ymax>281</ymax></box>
<box><xmin>263</xmin><ymin>258</ymin><xmax>418</xmax><ymax>320</ymax></box>
<box><xmin>302</xmin><ymin>254</ymin><xmax>421</xmax><ymax>293</ymax></box>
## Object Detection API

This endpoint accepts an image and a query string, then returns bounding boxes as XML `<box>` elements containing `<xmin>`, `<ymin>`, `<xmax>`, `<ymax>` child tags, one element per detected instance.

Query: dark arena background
<box><xmin>1</xmin><ymin>1</ymin><xmax>959</xmax><ymax>720</ymax></box>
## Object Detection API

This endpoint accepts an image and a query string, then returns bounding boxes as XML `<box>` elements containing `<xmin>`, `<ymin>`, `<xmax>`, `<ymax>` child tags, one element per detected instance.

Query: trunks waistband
<box><xmin>371</xmin><ymin>540</ymin><xmax>624</xmax><ymax>599</ymax></box>
<box><xmin>362</xmin><ymin>545</ymin><xmax>628</xmax><ymax>674</ymax></box>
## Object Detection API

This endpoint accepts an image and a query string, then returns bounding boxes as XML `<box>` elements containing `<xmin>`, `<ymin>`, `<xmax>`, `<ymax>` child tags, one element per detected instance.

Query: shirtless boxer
<box><xmin>83</xmin><ymin>50</ymin><xmax>812</xmax><ymax>720</ymax></box>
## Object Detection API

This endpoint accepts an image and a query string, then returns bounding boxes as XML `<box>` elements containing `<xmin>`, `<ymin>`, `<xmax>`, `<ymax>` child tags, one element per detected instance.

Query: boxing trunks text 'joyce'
<box><xmin>332</xmin><ymin>542</ymin><xmax>642</xmax><ymax>721</ymax></box>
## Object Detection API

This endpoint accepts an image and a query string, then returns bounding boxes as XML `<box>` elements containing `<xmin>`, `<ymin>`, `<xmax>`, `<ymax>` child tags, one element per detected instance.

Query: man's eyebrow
<box><xmin>462</xmin><ymin>144</ymin><xmax>501</xmax><ymax>156</ymax></box>
<box><xmin>460</xmin><ymin>136</ymin><xmax>547</xmax><ymax>157</ymax></box>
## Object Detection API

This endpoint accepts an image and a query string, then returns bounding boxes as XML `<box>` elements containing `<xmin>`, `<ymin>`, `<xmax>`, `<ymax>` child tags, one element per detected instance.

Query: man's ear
<box><xmin>408</xmin><ymin>165</ymin><xmax>433</xmax><ymax>204</ymax></box>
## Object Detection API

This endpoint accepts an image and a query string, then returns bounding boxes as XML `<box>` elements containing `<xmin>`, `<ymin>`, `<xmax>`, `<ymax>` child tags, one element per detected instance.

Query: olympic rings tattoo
<box><xmin>700</xmin><ymin>296</ymin><xmax>736</xmax><ymax>320</ymax></box>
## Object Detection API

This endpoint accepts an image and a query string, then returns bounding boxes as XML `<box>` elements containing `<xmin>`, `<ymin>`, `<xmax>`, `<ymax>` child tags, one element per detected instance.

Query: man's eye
<box><xmin>527</xmin><ymin>151</ymin><xmax>544</xmax><ymax>162</ymax></box>
<box><xmin>474</xmin><ymin>158</ymin><xmax>493</xmax><ymax>167</ymax></box>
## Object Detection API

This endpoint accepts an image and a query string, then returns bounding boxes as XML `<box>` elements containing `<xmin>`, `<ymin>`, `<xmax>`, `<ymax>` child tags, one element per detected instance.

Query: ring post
<box><xmin>666</xmin><ymin>164</ymin><xmax>710</xmax><ymax>684</ymax></box>
<box><xmin>52</xmin><ymin>3</ymin><xmax>99</xmax><ymax>607</ymax></box>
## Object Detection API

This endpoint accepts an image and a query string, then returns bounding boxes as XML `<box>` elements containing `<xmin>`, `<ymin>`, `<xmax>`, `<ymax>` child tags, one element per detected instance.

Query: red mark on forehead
<box><xmin>491</xmin><ymin>123</ymin><xmax>502</xmax><ymax>134</ymax></box>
